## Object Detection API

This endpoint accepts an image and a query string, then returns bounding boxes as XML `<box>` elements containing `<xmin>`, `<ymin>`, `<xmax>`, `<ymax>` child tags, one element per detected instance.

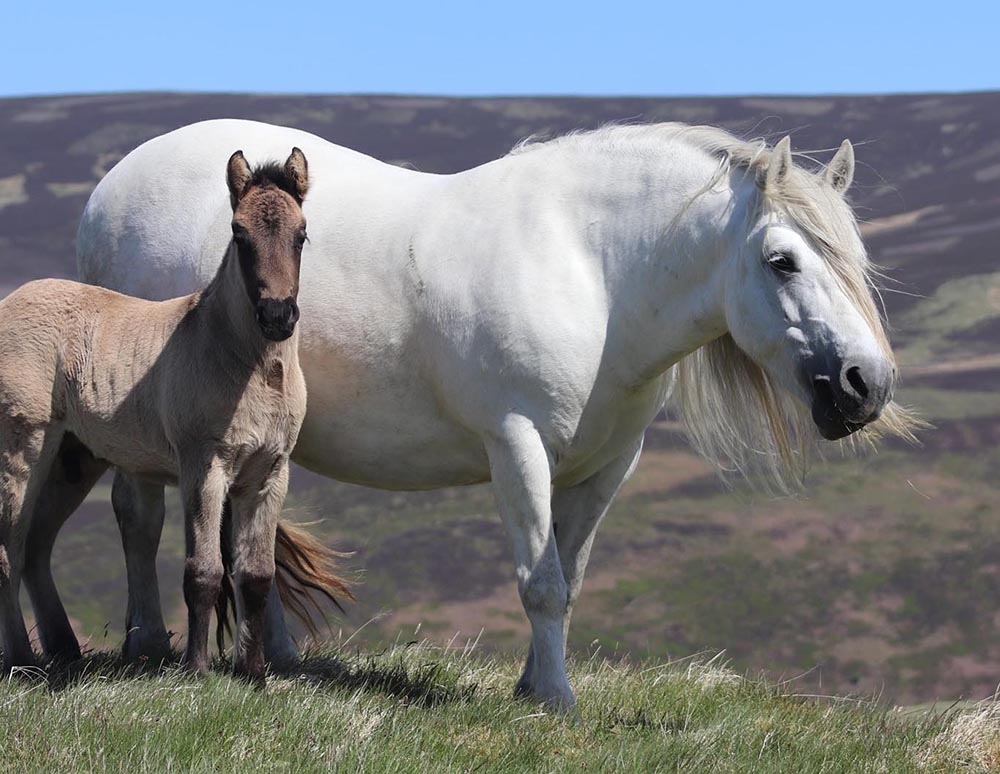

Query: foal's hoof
<box><xmin>44</xmin><ymin>642</ymin><xmax>83</xmax><ymax>666</ymax></box>
<box><xmin>122</xmin><ymin>629</ymin><xmax>172</xmax><ymax>667</ymax></box>
<box><xmin>233</xmin><ymin>663</ymin><xmax>267</xmax><ymax>690</ymax></box>
<box><xmin>181</xmin><ymin>660</ymin><xmax>211</xmax><ymax>678</ymax></box>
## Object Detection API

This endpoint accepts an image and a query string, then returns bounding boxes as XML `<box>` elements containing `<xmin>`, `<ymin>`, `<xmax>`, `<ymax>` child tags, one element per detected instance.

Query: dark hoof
<box><xmin>45</xmin><ymin>643</ymin><xmax>83</xmax><ymax>665</ymax></box>
<box><xmin>122</xmin><ymin>631</ymin><xmax>172</xmax><ymax>667</ymax></box>
<box><xmin>233</xmin><ymin>664</ymin><xmax>267</xmax><ymax>690</ymax></box>
<box><xmin>512</xmin><ymin>680</ymin><xmax>577</xmax><ymax>712</ymax></box>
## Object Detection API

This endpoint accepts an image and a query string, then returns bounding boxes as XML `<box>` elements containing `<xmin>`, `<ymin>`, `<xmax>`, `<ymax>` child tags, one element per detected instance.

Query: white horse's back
<box><xmin>78</xmin><ymin>120</ymin><xmax>675</xmax><ymax>490</ymax></box>
<box><xmin>79</xmin><ymin>121</ymin><xmax>507</xmax><ymax>487</ymax></box>
<box><xmin>79</xmin><ymin>120</ymin><xmax>404</xmax><ymax>298</ymax></box>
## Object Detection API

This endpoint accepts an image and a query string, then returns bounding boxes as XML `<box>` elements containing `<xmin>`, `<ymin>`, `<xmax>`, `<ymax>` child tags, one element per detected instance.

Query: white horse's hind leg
<box><xmin>518</xmin><ymin>437</ymin><xmax>645</xmax><ymax>692</ymax></box>
<box><xmin>262</xmin><ymin>580</ymin><xmax>298</xmax><ymax>670</ymax></box>
<box><xmin>485</xmin><ymin>415</ymin><xmax>574</xmax><ymax>709</ymax></box>
<box><xmin>552</xmin><ymin>437</ymin><xmax>644</xmax><ymax>641</ymax></box>
<box><xmin>112</xmin><ymin>471</ymin><xmax>172</xmax><ymax>663</ymax></box>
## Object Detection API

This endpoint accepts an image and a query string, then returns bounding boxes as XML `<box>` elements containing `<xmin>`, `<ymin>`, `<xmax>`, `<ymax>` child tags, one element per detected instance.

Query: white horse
<box><xmin>70</xmin><ymin>119</ymin><xmax>916</xmax><ymax>707</ymax></box>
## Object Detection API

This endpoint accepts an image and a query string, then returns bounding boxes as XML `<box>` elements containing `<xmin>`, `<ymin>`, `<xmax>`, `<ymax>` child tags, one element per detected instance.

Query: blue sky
<box><xmin>3</xmin><ymin>1</ymin><xmax>997</xmax><ymax>97</ymax></box>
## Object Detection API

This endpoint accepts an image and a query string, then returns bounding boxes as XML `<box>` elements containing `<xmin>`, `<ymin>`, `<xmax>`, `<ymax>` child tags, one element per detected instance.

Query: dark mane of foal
<box><xmin>247</xmin><ymin>161</ymin><xmax>306</xmax><ymax>203</ymax></box>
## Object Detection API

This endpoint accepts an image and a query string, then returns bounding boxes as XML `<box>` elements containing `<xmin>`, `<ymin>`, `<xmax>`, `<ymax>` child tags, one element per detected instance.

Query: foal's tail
<box><xmin>216</xmin><ymin>516</ymin><xmax>354</xmax><ymax>653</ymax></box>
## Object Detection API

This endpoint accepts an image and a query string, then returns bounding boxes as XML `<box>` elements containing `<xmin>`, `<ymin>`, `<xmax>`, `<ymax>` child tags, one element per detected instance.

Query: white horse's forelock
<box><xmin>514</xmin><ymin>123</ymin><xmax>922</xmax><ymax>491</ymax></box>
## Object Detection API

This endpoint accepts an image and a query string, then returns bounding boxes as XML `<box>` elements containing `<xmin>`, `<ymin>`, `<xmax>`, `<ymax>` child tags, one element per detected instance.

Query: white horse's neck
<box><xmin>503</xmin><ymin>134</ymin><xmax>751</xmax><ymax>387</ymax></box>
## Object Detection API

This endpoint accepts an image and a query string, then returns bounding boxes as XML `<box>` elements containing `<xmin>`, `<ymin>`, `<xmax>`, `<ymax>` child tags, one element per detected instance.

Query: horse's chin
<box><xmin>811</xmin><ymin>400</ymin><xmax>866</xmax><ymax>440</ymax></box>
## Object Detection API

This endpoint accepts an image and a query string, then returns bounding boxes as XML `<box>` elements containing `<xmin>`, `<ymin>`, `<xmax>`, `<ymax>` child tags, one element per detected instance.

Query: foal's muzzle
<box><xmin>809</xmin><ymin>356</ymin><xmax>894</xmax><ymax>441</ymax></box>
<box><xmin>255</xmin><ymin>298</ymin><xmax>299</xmax><ymax>341</ymax></box>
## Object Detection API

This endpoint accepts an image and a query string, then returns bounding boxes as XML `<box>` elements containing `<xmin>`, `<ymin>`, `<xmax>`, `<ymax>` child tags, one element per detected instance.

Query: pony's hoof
<box><xmin>44</xmin><ymin>643</ymin><xmax>83</xmax><ymax>666</ymax></box>
<box><xmin>122</xmin><ymin>630</ymin><xmax>172</xmax><ymax>666</ymax></box>
<box><xmin>233</xmin><ymin>661</ymin><xmax>267</xmax><ymax>690</ymax></box>
<box><xmin>182</xmin><ymin>659</ymin><xmax>211</xmax><ymax>677</ymax></box>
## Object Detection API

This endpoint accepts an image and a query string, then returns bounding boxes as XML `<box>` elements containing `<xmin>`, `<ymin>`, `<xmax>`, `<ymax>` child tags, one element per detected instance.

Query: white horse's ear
<box><xmin>227</xmin><ymin>150</ymin><xmax>252</xmax><ymax>209</ymax></box>
<box><xmin>284</xmin><ymin>147</ymin><xmax>309</xmax><ymax>202</ymax></box>
<box><xmin>825</xmin><ymin>139</ymin><xmax>855</xmax><ymax>193</ymax></box>
<box><xmin>765</xmin><ymin>136</ymin><xmax>793</xmax><ymax>191</ymax></box>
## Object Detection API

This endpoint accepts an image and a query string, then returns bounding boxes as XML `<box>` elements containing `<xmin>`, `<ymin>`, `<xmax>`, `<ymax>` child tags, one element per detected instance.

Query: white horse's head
<box><xmin>672</xmin><ymin>133</ymin><xmax>919</xmax><ymax>489</ymax></box>
<box><xmin>725</xmin><ymin>137</ymin><xmax>893</xmax><ymax>440</ymax></box>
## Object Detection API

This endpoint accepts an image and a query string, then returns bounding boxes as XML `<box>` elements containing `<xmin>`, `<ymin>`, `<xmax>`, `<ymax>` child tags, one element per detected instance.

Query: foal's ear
<box><xmin>825</xmin><ymin>139</ymin><xmax>855</xmax><ymax>193</ymax></box>
<box><xmin>227</xmin><ymin>150</ymin><xmax>253</xmax><ymax>209</ymax></box>
<box><xmin>284</xmin><ymin>147</ymin><xmax>309</xmax><ymax>202</ymax></box>
<box><xmin>765</xmin><ymin>136</ymin><xmax>793</xmax><ymax>191</ymax></box>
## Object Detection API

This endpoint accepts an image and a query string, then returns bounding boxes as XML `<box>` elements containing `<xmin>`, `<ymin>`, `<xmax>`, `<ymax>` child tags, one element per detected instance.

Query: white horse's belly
<box><xmin>291</xmin><ymin>369</ymin><xmax>661</xmax><ymax>491</ymax></box>
<box><xmin>291</xmin><ymin>346</ymin><xmax>490</xmax><ymax>488</ymax></box>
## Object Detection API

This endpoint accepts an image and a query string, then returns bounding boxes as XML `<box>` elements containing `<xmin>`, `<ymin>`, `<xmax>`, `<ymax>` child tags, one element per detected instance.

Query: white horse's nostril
<box><xmin>845</xmin><ymin>366</ymin><xmax>869</xmax><ymax>400</ymax></box>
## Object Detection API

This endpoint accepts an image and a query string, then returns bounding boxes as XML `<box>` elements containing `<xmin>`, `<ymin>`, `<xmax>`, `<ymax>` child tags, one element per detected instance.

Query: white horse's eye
<box><xmin>767</xmin><ymin>251</ymin><xmax>798</xmax><ymax>275</ymax></box>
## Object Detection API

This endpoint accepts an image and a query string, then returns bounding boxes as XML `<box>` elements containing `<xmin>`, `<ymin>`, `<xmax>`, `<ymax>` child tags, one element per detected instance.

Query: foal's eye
<box><xmin>295</xmin><ymin>232</ymin><xmax>308</xmax><ymax>248</ymax></box>
<box><xmin>766</xmin><ymin>251</ymin><xmax>798</xmax><ymax>275</ymax></box>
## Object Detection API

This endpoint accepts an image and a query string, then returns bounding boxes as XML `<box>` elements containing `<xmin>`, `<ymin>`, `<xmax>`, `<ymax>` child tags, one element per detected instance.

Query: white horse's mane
<box><xmin>513</xmin><ymin>123</ymin><xmax>919</xmax><ymax>490</ymax></box>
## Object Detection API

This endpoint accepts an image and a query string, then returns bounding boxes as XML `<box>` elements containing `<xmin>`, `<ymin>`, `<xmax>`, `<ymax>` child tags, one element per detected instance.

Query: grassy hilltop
<box><xmin>0</xmin><ymin>91</ymin><xmax>999</xmax><ymax>706</ymax></box>
<box><xmin>1</xmin><ymin>646</ymin><xmax>998</xmax><ymax>773</ymax></box>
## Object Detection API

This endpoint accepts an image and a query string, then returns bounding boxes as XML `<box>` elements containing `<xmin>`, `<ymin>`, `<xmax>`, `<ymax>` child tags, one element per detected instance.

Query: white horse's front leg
<box><xmin>485</xmin><ymin>414</ymin><xmax>573</xmax><ymax>709</ymax></box>
<box><xmin>517</xmin><ymin>436</ymin><xmax>644</xmax><ymax>693</ymax></box>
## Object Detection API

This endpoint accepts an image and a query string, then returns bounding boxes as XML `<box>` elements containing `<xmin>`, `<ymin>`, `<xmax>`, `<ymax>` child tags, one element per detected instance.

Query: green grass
<box><xmin>0</xmin><ymin>646</ymin><xmax>998</xmax><ymax>772</ymax></box>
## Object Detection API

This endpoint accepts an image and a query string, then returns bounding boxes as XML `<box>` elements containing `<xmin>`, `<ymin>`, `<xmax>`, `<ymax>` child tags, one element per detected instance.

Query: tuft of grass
<box><xmin>0</xmin><ymin>645</ymin><xmax>998</xmax><ymax>772</ymax></box>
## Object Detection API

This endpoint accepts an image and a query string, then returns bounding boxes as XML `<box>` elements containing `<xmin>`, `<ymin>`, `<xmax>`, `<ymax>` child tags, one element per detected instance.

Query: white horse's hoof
<box><xmin>514</xmin><ymin>679</ymin><xmax>577</xmax><ymax>712</ymax></box>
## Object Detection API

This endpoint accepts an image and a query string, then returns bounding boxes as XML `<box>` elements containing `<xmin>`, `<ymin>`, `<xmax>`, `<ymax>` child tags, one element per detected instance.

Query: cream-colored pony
<box><xmin>0</xmin><ymin>148</ymin><xmax>313</xmax><ymax>683</ymax></box>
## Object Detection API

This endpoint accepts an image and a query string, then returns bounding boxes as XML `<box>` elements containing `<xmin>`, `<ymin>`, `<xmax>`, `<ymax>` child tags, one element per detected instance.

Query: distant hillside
<box><xmin>1</xmin><ymin>91</ymin><xmax>999</xmax><ymax>704</ymax></box>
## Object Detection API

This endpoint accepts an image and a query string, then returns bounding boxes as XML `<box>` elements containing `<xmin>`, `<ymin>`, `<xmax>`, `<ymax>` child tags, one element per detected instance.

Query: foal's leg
<box><xmin>229</xmin><ymin>461</ymin><xmax>288</xmax><ymax>685</ymax></box>
<box><xmin>0</xmin><ymin>425</ymin><xmax>61</xmax><ymax>671</ymax></box>
<box><xmin>517</xmin><ymin>437</ymin><xmax>644</xmax><ymax>691</ymax></box>
<box><xmin>484</xmin><ymin>414</ymin><xmax>574</xmax><ymax>709</ymax></box>
<box><xmin>23</xmin><ymin>437</ymin><xmax>108</xmax><ymax>662</ymax></box>
<box><xmin>180</xmin><ymin>458</ymin><xmax>228</xmax><ymax>675</ymax></box>
<box><xmin>112</xmin><ymin>471</ymin><xmax>171</xmax><ymax>663</ymax></box>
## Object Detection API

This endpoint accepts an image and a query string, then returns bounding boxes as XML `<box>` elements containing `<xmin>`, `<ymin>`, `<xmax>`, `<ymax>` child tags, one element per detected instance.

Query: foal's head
<box><xmin>226</xmin><ymin>147</ymin><xmax>309</xmax><ymax>341</ymax></box>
